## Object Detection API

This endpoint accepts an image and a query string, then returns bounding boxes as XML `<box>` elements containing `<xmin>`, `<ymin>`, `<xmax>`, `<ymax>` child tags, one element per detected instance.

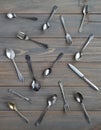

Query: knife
<box><xmin>68</xmin><ymin>63</ymin><xmax>99</xmax><ymax>91</ymax></box>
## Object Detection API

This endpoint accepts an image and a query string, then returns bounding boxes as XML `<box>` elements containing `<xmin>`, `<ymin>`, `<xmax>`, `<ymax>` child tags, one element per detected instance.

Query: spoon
<box><xmin>43</xmin><ymin>52</ymin><xmax>63</xmax><ymax>77</ymax></box>
<box><xmin>25</xmin><ymin>55</ymin><xmax>41</xmax><ymax>91</ymax></box>
<box><xmin>42</xmin><ymin>5</ymin><xmax>58</xmax><ymax>31</ymax></box>
<box><xmin>8</xmin><ymin>102</ymin><xmax>29</xmax><ymax>123</ymax></box>
<box><xmin>5</xmin><ymin>48</ymin><xmax>24</xmax><ymax>82</ymax></box>
<box><xmin>35</xmin><ymin>94</ymin><xmax>57</xmax><ymax>127</ymax></box>
<box><xmin>6</xmin><ymin>13</ymin><xmax>38</xmax><ymax>21</ymax></box>
<box><xmin>60</xmin><ymin>15</ymin><xmax>72</xmax><ymax>45</ymax></box>
<box><xmin>74</xmin><ymin>92</ymin><xmax>91</xmax><ymax>124</ymax></box>
<box><xmin>17</xmin><ymin>31</ymin><xmax>48</xmax><ymax>49</ymax></box>
<box><xmin>79</xmin><ymin>5</ymin><xmax>88</xmax><ymax>32</ymax></box>
<box><xmin>75</xmin><ymin>33</ymin><xmax>94</xmax><ymax>61</ymax></box>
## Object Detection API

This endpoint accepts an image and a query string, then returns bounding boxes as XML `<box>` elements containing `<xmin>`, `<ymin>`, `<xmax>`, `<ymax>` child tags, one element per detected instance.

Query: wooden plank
<box><xmin>0</xmin><ymin>86</ymin><xmax>101</xmax><ymax>110</ymax></box>
<box><xmin>0</xmin><ymin>14</ymin><xmax>101</xmax><ymax>37</ymax></box>
<box><xmin>0</xmin><ymin>0</ymin><xmax>100</xmax><ymax>14</ymax></box>
<box><xmin>0</xmin><ymin>111</ymin><xmax>101</xmax><ymax>130</ymax></box>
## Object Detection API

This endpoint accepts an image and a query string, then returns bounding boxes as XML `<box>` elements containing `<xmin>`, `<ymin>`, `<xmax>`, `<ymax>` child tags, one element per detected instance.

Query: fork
<box><xmin>17</xmin><ymin>31</ymin><xmax>48</xmax><ymax>49</ymax></box>
<box><xmin>58</xmin><ymin>80</ymin><xmax>70</xmax><ymax>113</ymax></box>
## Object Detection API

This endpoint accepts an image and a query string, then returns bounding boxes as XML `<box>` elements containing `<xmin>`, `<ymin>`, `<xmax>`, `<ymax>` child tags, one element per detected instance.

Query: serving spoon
<box><xmin>43</xmin><ymin>52</ymin><xmax>63</xmax><ymax>77</ymax></box>
<box><xmin>5</xmin><ymin>48</ymin><xmax>24</xmax><ymax>82</ymax></box>
<box><xmin>6</xmin><ymin>13</ymin><xmax>38</xmax><ymax>21</ymax></box>
<box><xmin>8</xmin><ymin>102</ymin><xmax>29</xmax><ymax>123</ymax></box>
<box><xmin>35</xmin><ymin>94</ymin><xmax>57</xmax><ymax>127</ymax></box>
<box><xmin>25</xmin><ymin>55</ymin><xmax>41</xmax><ymax>91</ymax></box>
<box><xmin>42</xmin><ymin>5</ymin><xmax>58</xmax><ymax>31</ymax></box>
<box><xmin>74</xmin><ymin>92</ymin><xmax>91</xmax><ymax>124</ymax></box>
<box><xmin>74</xmin><ymin>33</ymin><xmax>94</xmax><ymax>61</ymax></box>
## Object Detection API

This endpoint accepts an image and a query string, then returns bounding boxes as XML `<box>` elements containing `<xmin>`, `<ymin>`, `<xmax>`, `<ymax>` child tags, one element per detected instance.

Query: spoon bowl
<box><xmin>6</xmin><ymin>48</ymin><xmax>15</xmax><ymax>60</ymax></box>
<box><xmin>74</xmin><ymin>92</ymin><xmax>83</xmax><ymax>103</ymax></box>
<box><xmin>75</xmin><ymin>52</ymin><xmax>82</xmax><ymax>61</ymax></box>
<box><xmin>31</xmin><ymin>79</ymin><xmax>41</xmax><ymax>91</ymax></box>
<box><xmin>43</xmin><ymin>68</ymin><xmax>51</xmax><ymax>77</ymax></box>
<box><xmin>6</xmin><ymin>13</ymin><xmax>16</xmax><ymax>19</ymax></box>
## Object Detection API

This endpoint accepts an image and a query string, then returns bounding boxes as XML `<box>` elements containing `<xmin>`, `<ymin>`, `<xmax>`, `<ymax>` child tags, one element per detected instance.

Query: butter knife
<box><xmin>68</xmin><ymin>63</ymin><xmax>99</xmax><ymax>91</ymax></box>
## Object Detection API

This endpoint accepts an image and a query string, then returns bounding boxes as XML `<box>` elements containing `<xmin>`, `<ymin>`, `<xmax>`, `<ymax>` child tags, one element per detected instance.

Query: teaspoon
<box><xmin>42</xmin><ymin>5</ymin><xmax>58</xmax><ymax>31</ymax></box>
<box><xmin>43</xmin><ymin>52</ymin><xmax>63</xmax><ymax>77</ymax></box>
<box><xmin>75</xmin><ymin>33</ymin><xmax>94</xmax><ymax>61</ymax></box>
<box><xmin>5</xmin><ymin>48</ymin><xmax>24</xmax><ymax>82</ymax></box>
<box><xmin>25</xmin><ymin>55</ymin><xmax>41</xmax><ymax>91</ymax></box>
<box><xmin>35</xmin><ymin>94</ymin><xmax>57</xmax><ymax>127</ymax></box>
<box><xmin>8</xmin><ymin>102</ymin><xmax>29</xmax><ymax>123</ymax></box>
<box><xmin>74</xmin><ymin>92</ymin><xmax>91</xmax><ymax>124</ymax></box>
<box><xmin>6</xmin><ymin>13</ymin><xmax>38</xmax><ymax>21</ymax></box>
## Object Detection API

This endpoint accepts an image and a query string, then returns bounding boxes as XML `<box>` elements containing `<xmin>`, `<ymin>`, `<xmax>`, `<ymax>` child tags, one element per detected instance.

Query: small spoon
<box><xmin>75</xmin><ymin>33</ymin><xmax>94</xmax><ymax>61</ymax></box>
<box><xmin>42</xmin><ymin>5</ymin><xmax>58</xmax><ymax>31</ymax></box>
<box><xmin>25</xmin><ymin>55</ymin><xmax>41</xmax><ymax>91</ymax></box>
<box><xmin>8</xmin><ymin>102</ymin><xmax>29</xmax><ymax>123</ymax></box>
<box><xmin>6</xmin><ymin>13</ymin><xmax>38</xmax><ymax>21</ymax></box>
<box><xmin>43</xmin><ymin>52</ymin><xmax>63</xmax><ymax>77</ymax></box>
<box><xmin>74</xmin><ymin>92</ymin><xmax>91</xmax><ymax>124</ymax></box>
<box><xmin>35</xmin><ymin>94</ymin><xmax>57</xmax><ymax>127</ymax></box>
<box><xmin>5</xmin><ymin>48</ymin><xmax>24</xmax><ymax>82</ymax></box>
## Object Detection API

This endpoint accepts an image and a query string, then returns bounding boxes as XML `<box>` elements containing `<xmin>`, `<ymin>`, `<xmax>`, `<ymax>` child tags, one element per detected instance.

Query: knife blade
<box><xmin>68</xmin><ymin>63</ymin><xmax>99</xmax><ymax>91</ymax></box>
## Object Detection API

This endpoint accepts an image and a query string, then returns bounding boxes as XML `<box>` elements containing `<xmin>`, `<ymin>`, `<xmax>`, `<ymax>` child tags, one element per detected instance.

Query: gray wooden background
<box><xmin>0</xmin><ymin>0</ymin><xmax>101</xmax><ymax>130</ymax></box>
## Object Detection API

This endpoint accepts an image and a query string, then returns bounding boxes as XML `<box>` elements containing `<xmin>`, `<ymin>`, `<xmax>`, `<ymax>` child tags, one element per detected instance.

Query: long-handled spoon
<box><xmin>8</xmin><ymin>89</ymin><xmax>32</xmax><ymax>103</ymax></box>
<box><xmin>8</xmin><ymin>102</ymin><xmax>29</xmax><ymax>123</ymax></box>
<box><xmin>79</xmin><ymin>5</ymin><xmax>88</xmax><ymax>32</ymax></box>
<box><xmin>6</xmin><ymin>13</ymin><xmax>38</xmax><ymax>21</ymax></box>
<box><xmin>60</xmin><ymin>15</ymin><xmax>72</xmax><ymax>45</ymax></box>
<box><xmin>5</xmin><ymin>48</ymin><xmax>24</xmax><ymax>82</ymax></box>
<box><xmin>43</xmin><ymin>52</ymin><xmax>63</xmax><ymax>77</ymax></box>
<box><xmin>17</xmin><ymin>31</ymin><xmax>48</xmax><ymax>49</ymax></box>
<box><xmin>75</xmin><ymin>33</ymin><xmax>94</xmax><ymax>61</ymax></box>
<box><xmin>25</xmin><ymin>55</ymin><xmax>41</xmax><ymax>91</ymax></box>
<box><xmin>35</xmin><ymin>94</ymin><xmax>57</xmax><ymax>127</ymax></box>
<box><xmin>74</xmin><ymin>92</ymin><xmax>91</xmax><ymax>124</ymax></box>
<box><xmin>42</xmin><ymin>5</ymin><xmax>58</xmax><ymax>31</ymax></box>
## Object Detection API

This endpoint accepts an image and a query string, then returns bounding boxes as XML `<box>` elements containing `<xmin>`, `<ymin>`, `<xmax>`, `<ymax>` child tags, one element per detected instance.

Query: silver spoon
<box><xmin>60</xmin><ymin>15</ymin><xmax>72</xmax><ymax>45</ymax></box>
<box><xmin>6</xmin><ymin>13</ymin><xmax>38</xmax><ymax>21</ymax></box>
<box><xmin>79</xmin><ymin>5</ymin><xmax>88</xmax><ymax>32</ymax></box>
<box><xmin>8</xmin><ymin>102</ymin><xmax>29</xmax><ymax>123</ymax></box>
<box><xmin>74</xmin><ymin>92</ymin><xmax>91</xmax><ymax>124</ymax></box>
<box><xmin>25</xmin><ymin>55</ymin><xmax>41</xmax><ymax>91</ymax></box>
<box><xmin>35</xmin><ymin>94</ymin><xmax>57</xmax><ymax>127</ymax></box>
<box><xmin>43</xmin><ymin>52</ymin><xmax>63</xmax><ymax>77</ymax></box>
<box><xmin>17</xmin><ymin>31</ymin><xmax>48</xmax><ymax>49</ymax></box>
<box><xmin>75</xmin><ymin>33</ymin><xmax>94</xmax><ymax>61</ymax></box>
<box><xmin>5</xmin><ymin>48</ymin><xmax>24</xmax><ymax>82</ymax></box>
<box><xmin>42</xmin><ymin>5</ymin><xmax>58</xmax><ymax>31</ymax></box>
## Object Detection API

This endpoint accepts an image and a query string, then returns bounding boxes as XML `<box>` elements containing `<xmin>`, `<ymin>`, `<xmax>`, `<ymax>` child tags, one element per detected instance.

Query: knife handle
<box><xmin>83</xmin><ymin>77</ymin><xmax>99</xmax><ymax>91</ymax></box>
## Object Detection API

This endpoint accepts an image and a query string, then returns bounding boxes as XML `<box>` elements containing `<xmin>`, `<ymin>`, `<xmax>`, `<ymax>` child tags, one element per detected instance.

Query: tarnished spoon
<box><xmin>8</xmin><ymin>102</ymin><xmax>29</xmax><ymax>123</ymax></box>
<box><xmin>6</xmin><ymin>13</ymin><xmax>38</xmax><ymax>21</ymax></box>
<box><xmin>5</xmin><ymin>48</ymin><xmax>24</xmax><ymax>82</ymax></box>
<box><xmin>42</xmin><ymin>5</ymin><xmax>58</xmax><ymax>31</ymax></box>
<box><xmin>35</xmin><ymin>94</ymin><xmax>57</xmax><ymax>127</ymax></box>
<box><xmin>25</xmin><ymin>55</ymin><xmax>41</xmax><ymax>91</ymax></box>
<box><xmin>43</xmin><ymin>52</ymin><xmax>63</xmax><ymax>77</ymax></box>
<box><xmin>75</xmin><ymin>33</ymin><xmax>94</xmax><ymax>61</ymax></box>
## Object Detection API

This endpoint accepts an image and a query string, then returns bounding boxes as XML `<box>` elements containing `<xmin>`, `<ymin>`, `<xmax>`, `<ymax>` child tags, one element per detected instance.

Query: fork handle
<box><xmin>29</xmin><ymin>39</ymin><xmax>48</xmax><ymax>49</ymax></box>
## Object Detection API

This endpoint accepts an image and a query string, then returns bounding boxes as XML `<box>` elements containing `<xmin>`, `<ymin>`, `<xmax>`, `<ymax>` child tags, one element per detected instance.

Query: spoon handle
<box><xmin>79</xmin><ymin>13</ymin><xmax>86</xmax><ymax>33</ymax></box>
<box><xmin>12</xmin><ymin>59</ymin><xmax>24</xmax><ymax>82</ymax></box>
<box><xmin>81</xmin><ymin>103</ymin><xmax>91</xmax><ymax>124</ymax></box>
<box><xmin>51</xmin><ymin>52</ymin><xmax>63</xmax><ymax>67</ymax></box>
<box><xmin>35</xmin><ymin>106</ymin><xmax>48</xmax><ymax>127</ymax></box>
<box><xmin>18</xmin><ymin>16</ymin><xmax>38</xmax><ymax>21</ymax></box>
<box><xmin>80</xmin><ymin>33</ymin><xmax>94</xmax><ymax>53</ymax></box>
<box><xmin>15</xmin><ymin>109</ymin><xmax>29</xmax><ymax>123</ymax></box>
<box><xmin>29</xmin><ymin>39</ymin><xmax>48</xmax><ymax>49</ymax></box>
<box><xmin>47</xmin><ymin>5</ymin><xmax>58</xmax><ymax>23</ymax></box>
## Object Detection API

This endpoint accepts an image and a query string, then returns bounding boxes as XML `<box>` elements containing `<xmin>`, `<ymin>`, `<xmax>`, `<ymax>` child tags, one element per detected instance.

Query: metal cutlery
<box><xmin>68</xmin><ymin>63</ymin><xmax>99</xmax><ymax>91</ymax></box>
<box><xmin>8</xmin><ymin>89</ymin><xmax>32</xmax><ymax>103</ymax></box>
<box><xmin>60</xmin><ymin>15</ymin><xmax>72</xmax><ymax>45</ymax></box>
<box><xmin>17</xmin><ymin>31</ymin><xmax>48</xmax><ymax>49</ymax></box>
<box><xmin>58</xmin><ymin>80</ymin><xmax>70</xmax><ymax>113</ymax></box>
